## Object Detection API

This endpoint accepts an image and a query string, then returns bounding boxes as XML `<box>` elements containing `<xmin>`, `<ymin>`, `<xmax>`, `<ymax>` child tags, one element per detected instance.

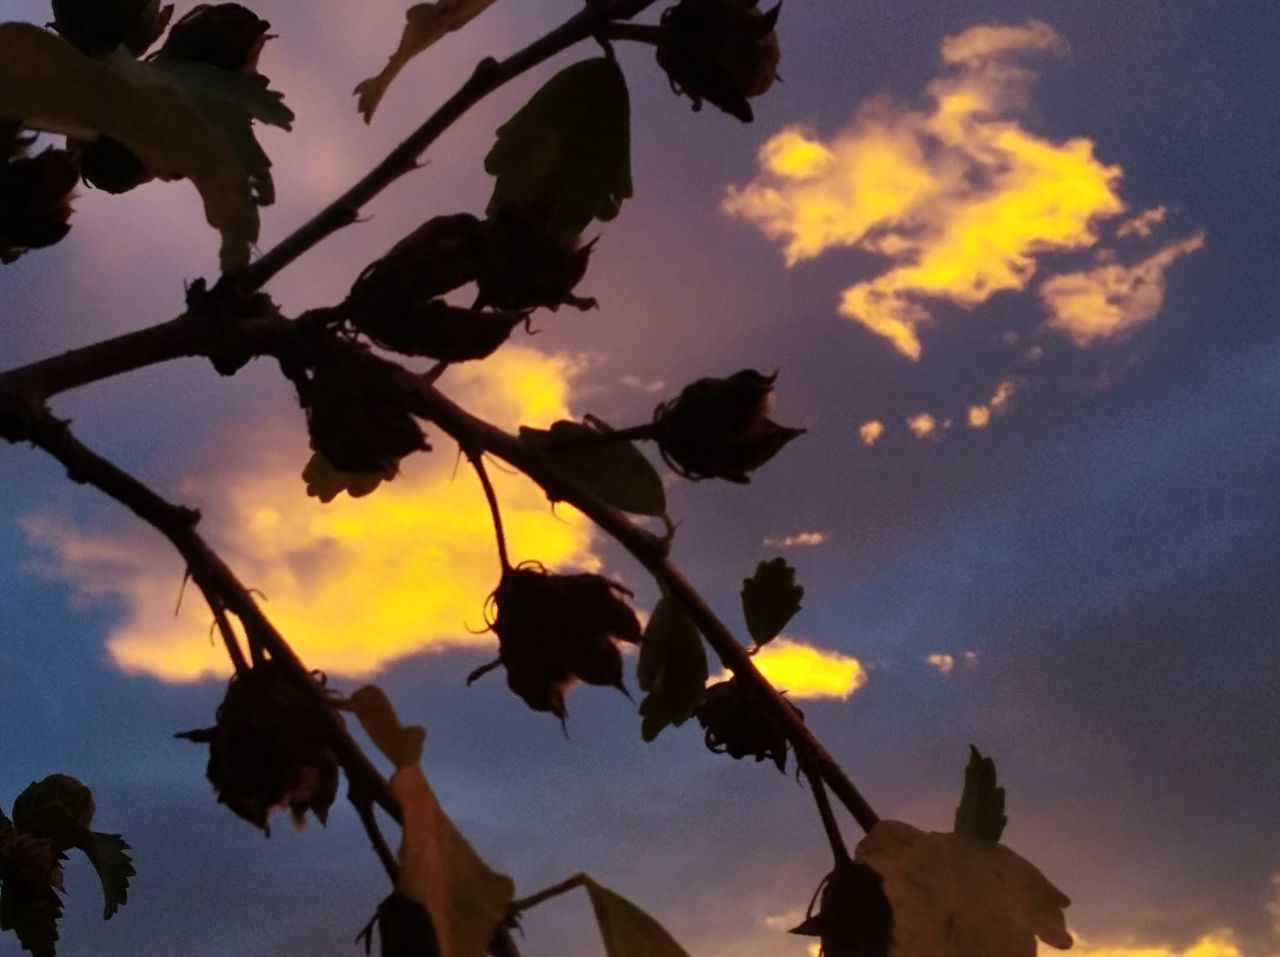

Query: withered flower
<box><xmin>696</xmin><ymin>676</ymin><xmax>801</xmax><ymax>772</ymax></box>
<box><xmin>653</xmin><ymin>369</ymin><xmax>804</xmax><ymax>482</ymax></box>
<box><xmin>0</xmin><ymin>147</ymin><xmax>79</xmax><ymax>264</ymax></box>
<box><xmin>354</xmin><ymin>300</ymin><xmax>521</xmax><ymax>363</ymax></box>
<box><xmin>176</xmin><ymin>661</ymin><xmax>339</xmax><ymax>834</ymax></box>
<box><xmin>51</xmin><ymin>0</ymin><xmax>173</xmax><ymax>57</ymax></box>
<box><xmin>656</xmin><ymin>0</ymin><xmax>781</xmax><ymax>122</ymax></box>
<box><xmin>476</xmin><ymin>213</ymin><xmax>597</xmax><ymax>314</ymax></box>
<box><xmin>159</xmin><ymin>3</ymin><xmax>274</xmax><ymax>82</ymax></box>
<box><xmin>790</xmin><ymin>858</ymin><xmax>894</xmax><ymax>957</ymax></box>
<box><xmin>480</xmin><ymin>565</ymin><xmax>641</xmax><ymax>719</ymax></box>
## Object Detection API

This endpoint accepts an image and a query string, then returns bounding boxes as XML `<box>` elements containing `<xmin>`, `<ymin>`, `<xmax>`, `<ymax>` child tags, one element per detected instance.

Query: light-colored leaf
<box><xmin>856</xmin><ymin>820</ymin><xmax>1072</xmax><ymax>956</ymax></box>
<box><xmin>0</xmin><ymin>23</ymin><xmax>292</xmax><ymax>270</ymax></box>
<box><xmin>393</xmin><ymin>763</ymin><xmax>514</xmax><ymax>957</ymax></box>
<box><xmin>347</xmin><ymin>684</ymin><xmax>426</xmax><ymax>770</ymax></box>
<box><xmin>355</xmin><ymin>0</ymin><xmax>502</xmax><ymax>122</ymax></box>
<box><xmin>302</xmin><ymin>452</ymin><xmax>387</xmax><ymax>503</ymax></box>
<box><xmin>585</xmin><ymin>877</ymin><xmax>692</xmax><ymax>957</ymax></box>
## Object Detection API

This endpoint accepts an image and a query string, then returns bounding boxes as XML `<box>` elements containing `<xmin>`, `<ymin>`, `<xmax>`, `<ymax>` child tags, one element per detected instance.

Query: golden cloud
<box><xmin>907</xmin><ymin>412</ymin><xmax>948</xmax><ymax>440</ymax></box>
<box><xmin>859</xmin><ymin>419</ymin><xmax>886</xmax><ymax>446</ymax></box>
<box><xmin>725</xmin><ymin>20</ymin><xmax>1126</xmax><ymax>360</ymax></box>
<box><xmin>23</xmin><ymin>347</ymin><xmax>601</xmax><ymax>683</ymax></box>
<box><xmin>968</xmin><ymin>377</ymin><xmax>1020</xmax><ymax>428</ymax></box>
<box><xmin>763</xmin><ymin>531</ymin><xmax>827</xmax><ymax>548</ymax></box>
<box><xmin>1041</xmin><ymin>233</ymin><xmax>1206</xmax><ymax>346</ymax></box>
<box><xmin>713</xmin><ymin>637</ymin><xmax>867</xmax><ymax>701</ymax></box>
<box><xmin>1061</xmin><ymin>930</ymin><xmax>1244</xmax><ymax>957</ymax></box>
<box><xmin>1117</xmin><ymin>206</ymin><xmax>1169</xmax><ymax>240</ymax></box>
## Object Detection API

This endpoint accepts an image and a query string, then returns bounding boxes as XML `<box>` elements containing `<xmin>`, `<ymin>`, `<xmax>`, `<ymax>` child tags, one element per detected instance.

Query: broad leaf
<box><xmin>485</xmin><ymin>58</ymin><xmax>632</xmax><ymax>237</ymax></box>
<box><xmin>355</xmin><ymin>0</ymin><xmax>502</xmax><ymax>122</ymax></box>
<box><xmin>520</xmin><ymin>418</ymin><xmax>668</xmax><ymax>522</ymax></box>
<box><xmin>11</xmin><ymin>777</ymin><xmax>133</xmax><ymax>922</ymax></box>
<box><xmin>740</xmin><ymin>557</ymin><xmax>803</xmax><ymax>648</ymax></box>
<box><xmin>585</xmin><ymin>877</ymin><xmax>692</xmax><ymax>957</ymax></box>
<box><xmin>347</xmin><ymin>684</ymin><xmax>426</xmax><ymax>770</ymax></box>
<box><xmin>0</xmin><ymin>23</ymin><xmax>293</xmax><ymax>270</ymax></box>
<box><xmin>0</xmin><ymin>881</ymin><xmax>61</xmax><ymax>957</ymax></box>
<box><xmin>302</xmin><ymin>452</ymin><xmax>386</xmax><ymax>503</ymax></box>
<box><xmin>856</xmin><ymin>820</ymin><xmax>1072</xmax><ymax>955</ymax></box>
<box><xmin>637</xmin><ymin>597</ymin><xmax>707</xmax><ymax>742</ymax></box>
<box><xmin>953</xmin><ymin>746</ymin><xmax>1007</xmax><ymax>844</ymax></box>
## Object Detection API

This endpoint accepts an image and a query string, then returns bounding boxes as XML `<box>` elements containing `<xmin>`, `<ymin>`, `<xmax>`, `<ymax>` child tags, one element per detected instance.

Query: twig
<box><xmin>466</xmin><ymin>448</ymin><xmax>511</xmax><ymax>571</ymax></box>
<box><xmin>803</xmin><ymin>766</ymin><xmax>851</xmax><ymax>866</ymax></box>
<box><xmin>510</xmin><ymin>872</ymin><xmax>589</xmax><ymax>913</ymax></box>
<box><xmin>603</xmin><ymin>22</ymin><xmax>663</xmax><ymax>45</ymax></box>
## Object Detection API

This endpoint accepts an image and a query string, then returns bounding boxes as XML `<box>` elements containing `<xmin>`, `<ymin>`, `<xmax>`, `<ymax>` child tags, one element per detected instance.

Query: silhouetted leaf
<box><xmin>0</xmin><ymin>881</ymin><xmax>61</xmax><ymax>957</ymax></box>
<box><xmin>740</xmin><ymin>557</ymin><xmax>802</xmax><ymax>647</ymax></box>
<box><xmin>856</xmin><ymin>820</ymin><xmax>1072</xmax><ymax>955</ymax></box>
<box><xmin>637</xmin><ymin>597</ymin><xmax>707</xmax><ymax>741</ymax></box>
<box><xmin>302</xmin><ymin>452</ymin><xmax>386</xmax><ymax>503</ymax></box>
<box><xmin>355</xmin><ymin>0</ymin><xmax>502</xmax><ymax>121</ymax></box>
<box><xmin>585</xmin><ymin>877</ymin><xmax>692</xmax><ymax>957</ymax></box>
<box><xmin>520</xmin><ymin>418</ymin><xmax>668</xmax><ymax>521</ymax></box>
<box><xmin>953</xmin><ymin>746</ymin><xmax>1007</xmax><ymax>844</ymax></box>
<box><xmin>485</xmin><ymin>58</ymin><xmax>632</xmax><ymax>237</ymax></box>
<box><xmin>0</xmin><ymin>23</ymin><xmax>292</xmax><ymax>270</ymax></box>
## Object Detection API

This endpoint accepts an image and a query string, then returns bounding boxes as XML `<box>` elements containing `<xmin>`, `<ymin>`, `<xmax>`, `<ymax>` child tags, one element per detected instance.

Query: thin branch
<box><xmin>510</xmin><ymin>872</ymin><xmax>588</xmax><ymax>913</ymax></box>
<box><xmin>466</xmin><ymin>448</ymin><xmax>511</xmax><ymax>571</ymax></box>
<box><xmin>603</xmin><ymin>22</ymin><xmax>663</xmax><ymax>45</ymax></box>
<box><xmin>207</xmin><ymin>598</ymin><xmax>251</xmax><ymax>675</ymax></box>
<box><xmin>234</xmin><ymin>0</ymin><xmax>663</xmax><ymax>294</ymax></box>
<box><xmin>351</xmin><ymin>788</ymin><xmax>399</xmax><ymax>884</ymax></box>
<box><xmin>803</xmin><ymin>766</ymin><xmax>851</xmax><ymax>866</ymax></box>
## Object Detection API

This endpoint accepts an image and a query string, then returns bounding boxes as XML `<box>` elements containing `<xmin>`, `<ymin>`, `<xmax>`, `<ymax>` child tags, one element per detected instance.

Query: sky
<box><xmin>1</xmin><ymin>0</ymin><xmax>1278</xmax><ymax>955</ymax></box>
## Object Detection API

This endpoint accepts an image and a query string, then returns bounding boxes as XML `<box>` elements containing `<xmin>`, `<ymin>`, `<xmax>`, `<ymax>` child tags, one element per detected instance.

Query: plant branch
<box><xmin>234</xmin><ymin>0</ymin><xmax>662</xmax><ymax>294</ymax></box>
<box><xmin>510</xmin><ymin>872</ymin><xmax>588</xmax><ymax>913</ymax></box>
<box><xmin>603</xmin><ymin>22</ymin><xmax>663</xmax><ymax>45</ymax></box>
<box><xmin>803</xmin><ymin>767</ymin><xmax>851</xmax><ymax>866</ymax></box>
<box><xmin>466</xmin><ymin>448</ymin><xmax>511</xmax><ymax>571</ymax></box>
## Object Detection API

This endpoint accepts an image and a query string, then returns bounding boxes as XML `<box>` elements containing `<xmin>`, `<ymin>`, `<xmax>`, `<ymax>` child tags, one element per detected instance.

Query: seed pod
<box><xmin>158</xmin><ymin>3</ymin><xmax>273</xmax><ymax>81</ymax></box>
<box><xmin>476</xmin><ymin>212</ymin><xmax>597</xmax><ymax>314</ymax></box>
<box><xmin>176</xmin><ymin>661</ymin><xmax>340</xmax><ymax>834</ymax></box>
<box><xmin>790</xmin><ymin>859</ymin><xmax>894</xmax><ymax>957</ymax></box>
<box><xmin>51</xmin><ymin>0</ymin><xmax>173</xmax><ymax>57</ymax></box>
<box><xmin>0</xmin><ymin>147</ymin><xmax>79</xmax><ymax>264</ymax></box>
<box><xmin>354</xmin><ymin>300</ymin><xmax>522</xmax><ymax>363</ymax></box>
<box><xmin>656</xmin><ymin>0</ymin><xmax>781</xmax><ymax>122</ymax></box>
<box><xmin>73</xmin><ymin>136</ymin><xmax>155</xmax><ymax>194</ymax></box>
<box><xmin>653</xmin><ymin>369</ymin><xmax>804</xmax><ymax>482</ymax></box>
<box><xmin>696</xmin><ymin>676</ymin><xmax>801</xmax><ymax>772</ymax></box>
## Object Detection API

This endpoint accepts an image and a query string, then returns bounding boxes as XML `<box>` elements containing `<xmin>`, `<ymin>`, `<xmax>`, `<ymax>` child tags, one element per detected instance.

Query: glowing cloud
<box><xmin>907</xmin><ymin>413</ymin><xmax>948</xmax><ymax>440</ymax></box>
<box><xmin>968</xmin><ymin>378</ymin><xmax>1020</xmax><ymax>428</ymax></box>
<box><xmin>23</xmin><ymin>348</ymin><xmax>600</xmax><ymax>683</ymax></box>
<box><xmin>926</xmin><ymin>651</ymin><xmax>978</xmax><ymax>675</ymax></box>
<box><xmin>713</xmin><ymin>637</ymin><xmax>867</xmax><ymax>701</ymax></box>
<box><xmin>1062</xmin><ymin>930</ymin><xmax>1244</xmax><ymax>957</ymax></box>
<box><xmin>763</xmin><ymin>532</ymin><xmax>827</xmax><ymax>548</ymax></box>
<box><xmin>1041</xmin><ymin>233</ymin><xmax>1206</xmax><ymax>346</ymax></box>
<box><xmin>1117</xmin><ymin>206</ymin><xmax>1169</xmax><ymax>239</ymax></box>
<box><xmin>859</xmin><ymin>419</ymin><xmax>885</xmax><ymax>446</ymax></box>
<box><xmin>725</xmin><ymin>20</ymin><xmax>1127</xmax><ymax>359</ymax></box>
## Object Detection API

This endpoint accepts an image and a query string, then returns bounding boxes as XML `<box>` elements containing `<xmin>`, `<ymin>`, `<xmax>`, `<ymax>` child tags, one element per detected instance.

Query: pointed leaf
<box><xmin>636</xmin><ymin>597</ymin><xmax>707</xmax><ymax>741</ymax></box>
<box><xmin>81</xmin><ymin>832</ymin><xmax>134</xmax><ymax>920</ymax></box>
<box><xmin>355</xmin><ymin>0</ymin><xmax>503</xmax><ymax>121</ymax></box>
<box><xmin>348</xmin><ymin>684</ymin><xmax>426</xmax><ymax>770</ymax></box>
<box><xmin>0</xmin><ymin>23</ymin><xmax>293</xmax><ymax>270</ymax></box>
<box><xmin>0</xmin><ymin>882</ymin><xmax>61</xmax><ymax>957</ymax></box>
<box><xmin>393</xmin><ymin>765</ymin><xmax>514</xmax><ymax>957</ymax></box>
<box><xmin>585</xmin><ymin>877</ymin><xmax>692</xmax><ymax>957</ymax></box>
<box><xmin>485</xmin><ymin>58</ymin><xmax>632</xmax><ymax>237</ymax></box>
<box><xmin>302</xmin><ymin>452</ymin><xmax>386</xmax><ymax>503</ymax></box>
<box><xmin>953</xmin><ymin>745</ymin><xmax>1007</xmax><ymax>844</ymax></box>
<box><xmin>520</xmin><ymin>418</ymin><xmax>667</xmax><ymax>521</ymax></box>
<box><xmin>740</xmin><ymin>557</ymin><xmax>803</xmax><ymax>648</ymax></box>
<box><xmin>856</xmin><ymin>820</ymin><xmax>1072</xmax><ymax>955</ymax></box>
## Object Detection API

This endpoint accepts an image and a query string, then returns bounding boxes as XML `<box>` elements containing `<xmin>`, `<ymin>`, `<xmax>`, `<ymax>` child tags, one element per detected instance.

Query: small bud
<box><xmin>176</xmin><ymin>661</ymin><xmax>340</xmax><ymax>833</ymax></box>
<box><xmin>476</xmin><ymin>212</ymin><xmax>597</xmax><ymax>314</ymax></box>
<box><xmin>790</xmin><ymin>859</ymin><xmax>894</xmax><ymax>957</ymax></box>
<box><xmin>656</xmin><ymin>0</ymin><xmax>781</xmax><ymax>122</ymax></box>
<box><xmin>348</xmin><ymin>213</ymin><xmax>490</xmax><ymax>318</ymax></box>
<box><xmin>696</xmin><ymin>676</ymin><xmax>801</xmax><ymax>772</ymax></box>
<box><xmin>73</xmin><ymin>136</ymin><xmax>155</xmax><ymax>194</ymax></box>
<box><xmin>51</xmin><ymin>0</ymin><xmax>174</xmax><ymax>57</ymax></box>
<box><xmin>654</xmin><ymin>369</ymin><xmax>804</xmax><ymax>482</ymax></box>
<box><xmin>158</xmin><ymin>3</ymin><xmax>273</xmax><ymax>81</ymax></box>
<box><xmin>352</xmin><ymin>299</ymin><xmax>521</xmax><ymax>363</ymax></box>
<box><xmin>0</xmin><ymin>147</ymin><xmax>79</xmax><ymax>264</ymax></box>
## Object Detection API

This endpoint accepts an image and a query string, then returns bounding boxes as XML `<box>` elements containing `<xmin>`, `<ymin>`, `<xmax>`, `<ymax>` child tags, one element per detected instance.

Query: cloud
<box><xmin>926</xmin><ymin>651</ymin><xmax>978</xmax><ymax>675</ymax></box>
<box><xmin>1269</xmin><ymin>872</ymin><xmax>1280</xmax><ymax>938</ymax></box>
<box><xmin>1117</xmin><ymin>206</ymin><xmax>1169</xmax><ymax>239</ymax></box>
<box><xmin>725</xmin><ymin>20</ymin><xmax>1126</xmax><ymax>360</ymax></box>
<box><xmin>859</xmin><ymin>419</ymin><xmax>886</xmax><ymax>446</ymax></box>
<box><xmin>23</xmin><ymin>348</ymin><xmax>602</xmax><ymax>683</ymax></box>
<box><xmin>968</xmin><ymin>377</ymin><xmax>1020</xmax><ymax>428</ymax></box>
<box><xmin>1062</xmin><ymin>930</ymin><xmax>1244</xmax><ymax>957</ymax></box>
<box><xmin>713</xmin><ymin>637</ymin><xmax>867</xmax><ymax>701</ymax></box>
<box><xmin>763</xmin><ymin>531</ymin><xmax>827</xmax><ymax>548</ymax></box>
<box><xmin>907</xmin><ymin>413</ymin><xmax>950</xmax><ymax>440</ymax></box>
<box><xmin>1041</xmin><ymin>234</ymin><xmax>1206</xmax><ymax>346</ymax></box>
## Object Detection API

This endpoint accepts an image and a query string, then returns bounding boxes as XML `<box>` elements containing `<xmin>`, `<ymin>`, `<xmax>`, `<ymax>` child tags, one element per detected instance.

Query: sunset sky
<box><xmin>1</xmin><ymin>1</ymin><xmax>1278</xmax><ymax>955</ymax></box>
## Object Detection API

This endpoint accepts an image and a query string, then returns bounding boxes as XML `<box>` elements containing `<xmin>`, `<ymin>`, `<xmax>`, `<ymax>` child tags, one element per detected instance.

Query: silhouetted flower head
<box><xmin>696</xmin><ymin>675</ymin><xmax>801</xmax><ymax>772</ymax></box>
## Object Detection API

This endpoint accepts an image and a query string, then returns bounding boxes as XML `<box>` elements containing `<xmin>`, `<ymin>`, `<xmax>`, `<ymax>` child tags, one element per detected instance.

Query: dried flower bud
<box><xmin>0</xmin><ymin>831</ymin><xmax>65</xmax><ymax>894</ymax></box>
<box><xmin>159</xmin><ymin>3</ymin><xmax>273</xmax><ymax>81</ymax></box>
<box><xmin>656</xmin><ymin>0</ymin><xmax>781</xmax><ymax>122</ymax></box>
<box><xmin>790</xmin><ymin>859</ymin><xmax>894</xmax><ymax>957</ymax></box>
<box><xmin>476</xmin><ymin>213</ymin><xmax>597</xmax><ymax>314</ymax></box>
<box><xmin>696</xmin><ymin>676</ymin><xmax>801</xmax><ymax>772</ymax></box>
<box><xmin>73</xmin><ymin>136</ymin><xmax>155</xmax><ymax>194</ymax></box>
<box><xmin>483</xmin><ymin>565</ymin><xmax>641</xmax><ymax>719</ymax></box>
<box><xmin>51</xmin><ymin>0</ymin><xmax>173</xmax><ymax>57</ymax></box>
<box><xmin>356</xmin><ymin>300</ymin><xmax>522</xmax><ymax>363</ymax></box>
<box><xmin>0</xmin><ymin>147</ymin><xmax>79</xmax><ymax>264</ymax></box>
<box><xmin>654</xmin><ymin>369</ymin><xmax>804</xmax><ymax>482</ymax></box>
<box><xmin>298</xmin><ymin>348</ymin><xmax>429</xmax><ymax>478</ymax></box>
<box><xmin>176</xmin><ymin>661</ymin><xmax>340</xmax><ymax>833</ymax></box>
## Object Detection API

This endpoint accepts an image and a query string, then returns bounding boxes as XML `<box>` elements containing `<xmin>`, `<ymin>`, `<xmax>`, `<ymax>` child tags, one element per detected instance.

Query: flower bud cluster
<box><xmin>696</xmin><ymin>676</ymin><xmax>801</xmax><ymax>772</ymax></box>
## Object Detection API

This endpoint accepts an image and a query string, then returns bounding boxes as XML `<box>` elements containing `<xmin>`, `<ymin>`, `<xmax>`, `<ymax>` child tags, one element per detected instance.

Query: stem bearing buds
<box><xmin>480</xmin><ymin>565</ymin><xmax>642</xmax><ymax>720</ymax></box>
<box><xmin>654</xmin><ymin>369</ymin><xmax>804</xmax><ymax>482</ymax></box>
<box><xmin>158</xmin><ymin>3</ymin><xmax>274</xmax><ymax>83</ymax></box>
<box><xmin>50</xmin><ymin>0</ymin><xmax>173</xmax><ymax>57</ymax></box>
<box><xmin>176</xmin><ymin>661</ymin><xmax>340</xmax><ymax>834</ymax></box>
<box><xmin>0</xmin><ymin>134</ymin><xmax>79</xmax><ymax>264</ymax></box>
<box><xmin>790</xmin><ymin>859</ymin><xmax>894</xmax><ymax>957</ymax></box>
<box><xmin>696</xmin><ymin>675</ymin><xmax>801</xmax><ymax>772</ymax></box>
<box><xmin>656</xmin><ymin>0</ymin><xmax>781</xmax><ymax>122</ymax></box>
<box><xmin>296</xmin><ymin>347</ymin><xmax>429</xmax><ymax>478</ymax></box>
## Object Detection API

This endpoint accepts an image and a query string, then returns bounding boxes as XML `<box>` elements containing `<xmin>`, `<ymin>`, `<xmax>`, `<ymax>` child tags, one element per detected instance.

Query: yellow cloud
<box><xmin>1051</xmin><ymin>930</ymin><xmax>1244</xmax><ymax>957</ymax></box>
<box><xmin>926</xmin><ymin>652</ymin><xmax>956</xmax><ymax>675</ymax></box>
<box><xmin>906</xmin><ymin>412</ymin><xmax>947</xmax><ymax>440</ymax></box>
<box><xmin>713</xmin><ymin>637</ymin><xmax>867</xmax><ymax>701</ymax></box>
<box><xmin>763</xmin><ymin>532</ymin><xmax>827</xmax><ymax>548</ymax></box>
<box><xmin>1117</xmin><ymin>205</ymin><xmax>1169</xmax><ymax>239</ymax></box>
<box><xmin>1040</xmin><ymin>233</ymin><xmax>1205</xmax><ymax>346</ymax></box>
<box><xmin>725</xmin><ymin>20</ymin><xmax>1126</xmax><ymax>360</ymax></box>
<box><xmin>968</xmin><ymin>377</ymin><xmax>1020</xmax><ymax>428</ymax></box>
<box><xmin>859</xmin><ymin>419</ymin><xmax>886</xmax><ymax>446</ymax></box>
<box><xmin>23</xmin><ymin>347</ymin><xmax>601</xmax><ymax>683</ymax></box>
